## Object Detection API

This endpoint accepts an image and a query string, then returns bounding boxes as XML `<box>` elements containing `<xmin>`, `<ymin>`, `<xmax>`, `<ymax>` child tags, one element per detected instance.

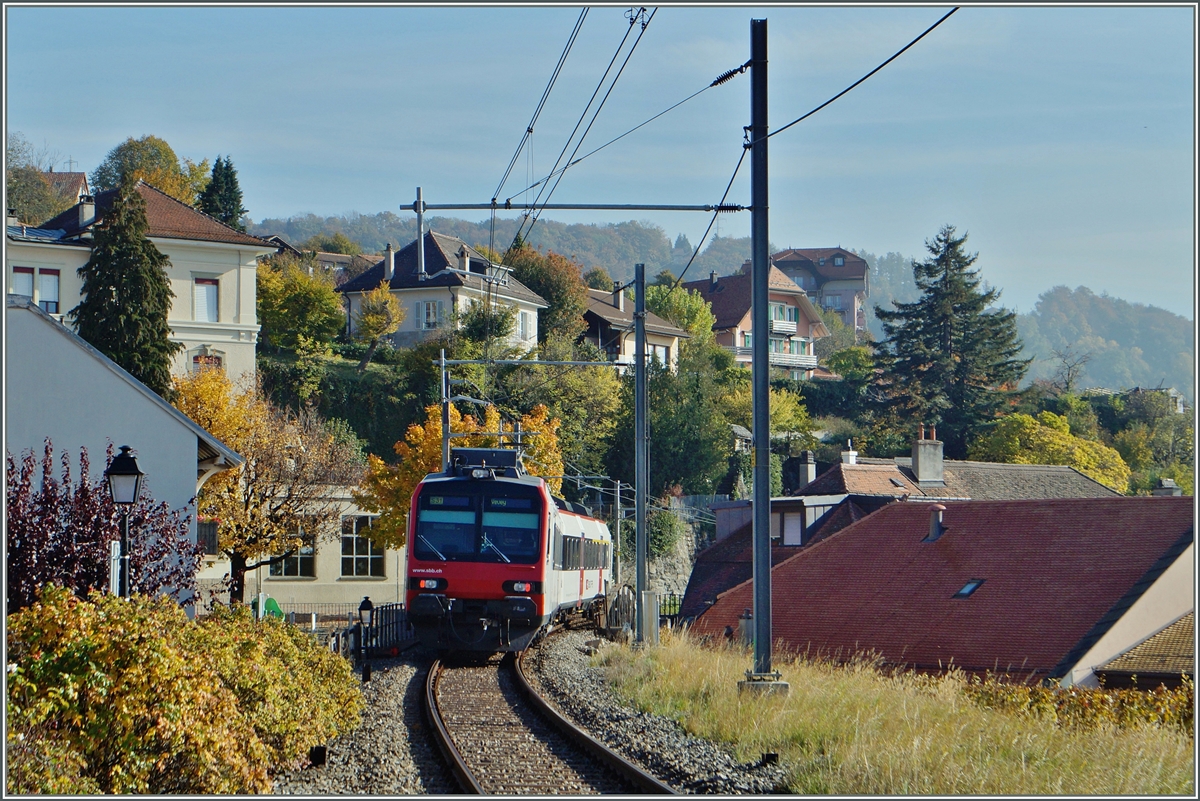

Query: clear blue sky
<box><xmin>6</xmin><ymin>4</ymin><xmax>1195</xmax><ymax>318</ymax></box>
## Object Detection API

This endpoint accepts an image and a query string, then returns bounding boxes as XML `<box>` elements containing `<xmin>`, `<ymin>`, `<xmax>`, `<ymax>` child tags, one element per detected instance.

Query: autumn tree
<box><xmin>583</xmin><ymin>266</ymin><xmax>614</xmax><ymax>290</ymax></box>
<box><xmin>5</xmin><ymin>132</ymin><xmax>76</xmax><ymax>224</ymax></box>
<box><xmin>814</xmin><ymin>306</ymin><xmax>860</xmax><ymax>361</ymax></box>
<box><xmin>197</xmin><ymin>156</ymin><xmax>247</xmax><ymax>230</ymax></box>
<box><xmin>645</xmin><ymin>283</ymin><xmax>716</xmax><ymax>349</ymax></box>
<box><xmin>5</xmin><ymin>440</ymin><xmax>200</xmax><ymax>614</ymax></box>
<box><xmin>172</xmin><ymin>369</ymin><xmax>363</xmax><ymax>602</ymax></box>
<box><xmin>302</xmin><ymin>232</ymin><xmax>361</xmax><ymax>255</ymax></box>
<box><xmin>69</xmin><ymin>175</ymin><xmax>183</xmax><ymax>396</ymax></box>
<box><xmin>873</xmin><ymin>225</ymin><xmax>1030</xmax><ymax>459</ymax></box>
<box><xmin>969</xmin><ymin>411</ymin><xmax>1131</xmax><ymax>492</ymax></box>
<box><xmin>354</xmin><ymin>403</ymin><xmax>563</xmax><ymax>550</ymax></box>
<box><xmin>256</xmin><ymin>253</ymin><xmax>345</xmax><ymax>352</ymax></box>
<box><xmin>352</xmin><ymin>280</ymin><xmax>404</xmax><ymax>372</ymax></box>
<box><xmin>91</xmin><ymin>135</ymin><xmax>210</xmax><ymax>205</ymax></box>
<box><xmin>504</xmin><ymin>245</ymin><xmax>589</xmax><ymax>340</ymax></box>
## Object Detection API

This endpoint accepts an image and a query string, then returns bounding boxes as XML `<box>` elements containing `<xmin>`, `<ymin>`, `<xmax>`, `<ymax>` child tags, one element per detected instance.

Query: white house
<box><xmin>338</xmin><ymin>230</ymin><xmax>547</xmax><ymax>351</ymax></box>
<box><xmin>581</xmin><ymin>286</ymin><xmax>689</xmax><ymax>372</ymax></box>
<box><xmin>5</xmin><ymin>295</ymin><xmax>243</xmax><ymax>578</ymax></box>
<box><xmin>6</xmin><ymin>182</ymin><xmax>277</xmax><ymax>382</ymax></box>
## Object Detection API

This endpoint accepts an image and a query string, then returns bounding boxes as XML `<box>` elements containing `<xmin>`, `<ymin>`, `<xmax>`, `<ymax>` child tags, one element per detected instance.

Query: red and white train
<box><xmin>405</xmin><ymin>448</ymin><xmax>612</xmax><ymax>653</ymax></box>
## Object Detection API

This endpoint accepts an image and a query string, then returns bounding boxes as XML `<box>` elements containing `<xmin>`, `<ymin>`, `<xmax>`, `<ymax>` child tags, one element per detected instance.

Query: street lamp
<box><xmin>358</xmin><ymin>596</ymin><xmax>374</xmax><ymax>682</ymax></box>
<box><xmin>104</xmin><ymin>446</ymin><xmax>143</xmax><ymax>598</ymax></box>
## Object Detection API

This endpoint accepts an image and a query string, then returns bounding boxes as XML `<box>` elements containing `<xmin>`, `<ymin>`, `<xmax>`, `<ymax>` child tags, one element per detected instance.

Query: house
<box><xmin>681</xmin><ymin>265</ymin><xmax>828</xmax><ymax>380</ymax></box>
<box><xmin>682</xmin><ymin>431</ymin><xmax>1121</xmax><ymax>623</ymax></box>
<box><xmin>771</xmin><ymin>247</ymin><xmax>870</xmax><ymax>331</ymax></box>
<box><xmin>6</xmin><ymin>295</ymin><xmax>243</xmax><ymax>601</ymax></box>
<box><xmin>1093</xmin><ymin>612</ymin><xmax>1193</xmax><ymax>689</ymax></box>
<box><xmin>42</xmin><ymin>169</ymin><xmax>90</xmax><ymax>203</ymax></box>
<box><xmin>6</xmin><ymin>181</ymin><xmax>277</xmax><ymax>381</ymax></box>
<box><xmin>691</xmin><ymin>495</ymin><xmax>1194</xmax><ymax>687</ymax></box>
<box><xmin>195</xmin><ymin>485</ymin><xmax>406</xmax><ymax>615</ymax></box>
<box><xmin>338</xmin><ymin>230</ymin><xmax>547</xmax><ymax>350</ymax></box>
<box><xmin>581</xmin><ymin>286</ymin><xmax>689</xmax><ymax>371</ymax></box>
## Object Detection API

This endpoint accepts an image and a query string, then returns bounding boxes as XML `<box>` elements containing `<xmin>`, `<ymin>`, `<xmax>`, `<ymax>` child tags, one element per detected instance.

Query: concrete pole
<box><xmin>416</xmin><ymin>187</ymin><xmax>427</xmax><ymax>281</ymax></box>
<box><xmin>634</xmin><ymin>263</ymin><xmax>648</xmax><ymax>644</ymax></box>
<box><xmin>750</xmin><ymin>18</ymin><xmax>773</xmax><ymax>678</ymax></box>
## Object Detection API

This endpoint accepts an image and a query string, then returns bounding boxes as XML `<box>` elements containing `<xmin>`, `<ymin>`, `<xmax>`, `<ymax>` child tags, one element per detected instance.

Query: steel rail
<box><xmin>423</xmin><ymin>660</ymin><xmax>485</xmax><ymax>794</ymax></box>
<box><xmin>514</xmin><ymin>644</ymin><xmax>678</xmax><ymax>794</ymax></box>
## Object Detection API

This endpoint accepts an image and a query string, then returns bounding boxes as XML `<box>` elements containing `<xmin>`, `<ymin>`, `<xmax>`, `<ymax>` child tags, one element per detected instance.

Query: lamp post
<box><xmin>104</xmin><ymin>446</ymin><xmax>143</xmax><ymax>599</ymax></box>
<box><xmin>358</xmin><ymin>596</ymin><xmax>374</xmax><ymax>682</ymax></box>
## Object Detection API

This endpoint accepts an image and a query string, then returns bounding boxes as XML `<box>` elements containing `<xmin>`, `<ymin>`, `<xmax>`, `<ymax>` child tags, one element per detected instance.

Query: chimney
<box><xmin>710</xmin><ymin>271</ymin><xmax>718</xmax><ymax>291</ymax></box>
<box><xmin>798</xmin><ymin>449</ymin><xmax>816</xmax><ymax>487</ymax></box>
<box><xmin>740</xmin><ymin>259</ymin><xmax>752</xmax><ymax>275</ymax></box>
<box><xmin>384</xmin><ymin>243</ymin><xmax>394</xmax><ymax>281</ymax></box>
<box><xmin>612</xmin><ymin>280</ymin><xmax>625</xmax><ymax>312</ymax></box>
<box><xmin>924</xmin><ymin>504</ymin><xmax>947</xmax><ymax>542</ymax></box>
<box><xmin>912</xmin><ymin>424</ymin><xmax>944</xmax><ymax>485</ymax></box>
<box><xmin>841</xmin><ymin>439</ymin><xmax>857</xmax><ymax>465</ymax></box>
<box><xmin>78</xmin><ymin>195</ymin><xmax>95</xmax><ymax>230</ymax></box>
<box><xmin>457</xmin><ymin>244</ymin><xmax>470</xmax><ymax>272</ymax></box>
<box><xmin>6</xmin><ymin>208</ymin><xmax>18</xmax><ymax>226</ymax></box>
<box><xmin>1152</xmin><ymin>478</ymin><xmax>1183</xmax><ymax>497</ymax></box>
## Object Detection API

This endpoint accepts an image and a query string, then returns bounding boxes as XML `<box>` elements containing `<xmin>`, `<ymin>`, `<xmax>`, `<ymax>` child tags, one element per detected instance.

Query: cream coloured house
<box><xmin>6</xmin><ymin>182</ymin><xmax>277</xmax><ymax>382</ymax></box>
<box><xmin>338</xmin><ymin>230</ymin><xmax>547</xmax><ymax>352</ymax></box>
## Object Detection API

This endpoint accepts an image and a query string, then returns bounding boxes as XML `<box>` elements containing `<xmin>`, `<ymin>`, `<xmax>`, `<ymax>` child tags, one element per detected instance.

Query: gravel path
<box><xmin>526</xmin><ymin>629</ymin><xmax>789</xmax><ymax>794</ymax></box>
<box><xmin>271</xmin><ymin>630</ymin><xmax>788</xmax><ymax>794</ymax></box>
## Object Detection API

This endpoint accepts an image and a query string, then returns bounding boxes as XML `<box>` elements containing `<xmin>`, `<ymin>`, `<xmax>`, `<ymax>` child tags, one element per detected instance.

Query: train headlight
<box><xmin>502</xmin><ymin>580</ymin><xmax>542</xmax><ymax>594</ymax></box>
<box><xmin>408</xmin><ymin>577</ymin><xmax>447</xmax><ymax>591</ymax></box>
<box><xmin>512</xmin><ymin>582</ymin><xmax>532</xmax><ymax>593</ymax></box>
<box><xmin>471</xmin><ymin>468</ymin><xmax>492</xmax><ymax>479</ymax></box>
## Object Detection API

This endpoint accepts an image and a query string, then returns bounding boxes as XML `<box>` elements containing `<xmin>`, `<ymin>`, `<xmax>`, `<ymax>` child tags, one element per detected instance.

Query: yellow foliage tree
<box><xmin>718</xmin><ymin>383</ymin><xmax>816</xmax><ymax>440</ymax></box>
<box><xmin>354</xmin><ymin>403</ymin><xmax>563</xmax><ymax>550</ymax></box>
<box><xmin>352</xmin><ymin>280</ymin><xmax>404</xmax><ymax>372</ymax></box>
<box><xmin>172</xmin><ymin>369</ymin><xmax>363</xmax><ymax>601</ymax></box>
<box><xmin>969</xmin><ymin>411</ymin><xmax>1131</xmax><ymax>492</ymax></box>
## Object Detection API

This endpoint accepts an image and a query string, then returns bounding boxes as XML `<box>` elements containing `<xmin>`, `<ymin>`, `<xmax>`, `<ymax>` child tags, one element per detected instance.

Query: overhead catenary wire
<box><xmin>667</xmin><ymin>145</ymin><xmax>749</xmax><ymax>292</ymax></box>
<box><xmin>763</xmin><ymin>6</ymin><xmax>959</xmax><ymax>145</ymax></box>
<box><xmin>503</xmin><ymin>59</ymin><xmax>750</xmax><ymax>203</ymax></box>
<box><xmin>489</xmin><ymin>8</ymin><xmax>588</xmax><ymax>258</ymax></box>
<box><xmin>512</xmin><ymin>7</ymin><xmax>656</xmax><ymax>251</ymax></box>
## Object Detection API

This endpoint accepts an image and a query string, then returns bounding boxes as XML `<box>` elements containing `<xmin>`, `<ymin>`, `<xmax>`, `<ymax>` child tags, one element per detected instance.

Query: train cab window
<box><xmin>413</xmin><ymin>487</ymin><xmax>543</xmax><ymax>564</ymax></box>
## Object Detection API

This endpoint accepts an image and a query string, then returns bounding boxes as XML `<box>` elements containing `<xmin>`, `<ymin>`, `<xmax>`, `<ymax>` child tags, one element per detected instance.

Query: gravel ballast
<box><xmin>527</xmin><ymin>629</ymin><xmax>789</xmax><ymax>794</ymax></box>
<box><xmin>272</xmin><ymin>630</ymin><xmax>788</xmax><ymax>794</ymax></box>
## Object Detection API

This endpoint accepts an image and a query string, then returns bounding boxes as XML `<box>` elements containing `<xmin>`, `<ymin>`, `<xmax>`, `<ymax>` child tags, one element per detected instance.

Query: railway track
<box><xmin>424</xmin><ymin>637</ymin><xmax>676</xmax><ymax>794</ymax></box>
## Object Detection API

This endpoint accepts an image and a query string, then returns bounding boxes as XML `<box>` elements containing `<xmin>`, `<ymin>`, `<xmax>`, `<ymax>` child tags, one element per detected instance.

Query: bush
<box><xmin>6</xmin><ymin>586</ymin><xmax>363</xmax><ymax>794</ymax></box>
<box><xmin>646</xmin><ymin>509</ymin><xmax>686</xmax><ymax>559</ymax></box>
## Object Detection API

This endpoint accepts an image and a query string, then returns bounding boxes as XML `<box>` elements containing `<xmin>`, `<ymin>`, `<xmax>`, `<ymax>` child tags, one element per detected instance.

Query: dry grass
<box><xmin>596</xmin><ymin>629</ymin><xmax>1195</xmax><ymax>795</ymax></box>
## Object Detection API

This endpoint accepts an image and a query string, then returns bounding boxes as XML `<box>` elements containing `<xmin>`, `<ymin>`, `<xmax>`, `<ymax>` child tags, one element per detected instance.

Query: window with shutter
<box><xmin>11</xmin><ymin>267</ymin><xmax>34</xmax><ymax>298</ymax></box>
<box><xmin>38</xmin><ymin>270</ymin><xmax>59</xmax><ymax>313</ymax></box>
<box><xmin>194</xmin><ymin>278</ymin><xmax>218</xmax><ymax>322</ymax></box>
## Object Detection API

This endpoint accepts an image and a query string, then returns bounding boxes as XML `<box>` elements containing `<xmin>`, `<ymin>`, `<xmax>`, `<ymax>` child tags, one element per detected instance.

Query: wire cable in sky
<box><xmin>668</xmin><ymin>145</ymin><xmax>749</xmax><ymax>292</ymax></box>
<box><xmin>504</xmin><ymin>59</ymin><xmax>750</xmax><ymax>203</ymax></box>
<box><xmin>520</xmin><ymin>7</ymin><xmax>657</xmax><ymax>244</ymax></box>
<box><xmin>765</xmin><ymin>6</ymin><xmax>959</xmax><ymax>144</ymax></box>
<box><xmin>512</xmin><ymin>7</ymin><xmax>654</xmax><ymax>250</ymax></box>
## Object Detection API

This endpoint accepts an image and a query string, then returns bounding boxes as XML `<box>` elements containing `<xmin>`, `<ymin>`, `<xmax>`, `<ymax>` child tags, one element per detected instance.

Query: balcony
<box><xmin>724</xmin><ymin>347</ymin><xmax>817</xmax><ymax>369</ymax></box>
<box><xmin>768</xmin><ymin>319</ymin><xmax>797</xmax><ymax>335</ymax></box>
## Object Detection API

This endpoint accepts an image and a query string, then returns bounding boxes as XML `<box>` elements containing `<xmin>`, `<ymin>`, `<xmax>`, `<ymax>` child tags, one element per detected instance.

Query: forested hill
<box><xmin>247</xmin><ymin>212</ymin><xmax>769</xmax><ymax>283</ymax></box>
<box><xmin>248</xmin><ymin>214</ymin><xmax>1192</xmax><ymax>401</ymax></box>
<box><xmin>1016</xmin><ymin>286</ymin><xmax>1194</xmax><ymax>403</ymax></box>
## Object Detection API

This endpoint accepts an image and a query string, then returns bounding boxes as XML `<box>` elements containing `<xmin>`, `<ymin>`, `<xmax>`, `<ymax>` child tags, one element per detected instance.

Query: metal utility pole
<box><xmin>634</xmin><ymin>263</ymin><xmax>649</xmax><ymax>644</ymax></box>
<box><xmin>440</xmin><ymin>348</ymin><xmax>450</xmax><ymax>471</ymax></box>
<box><xmin>744</xmin><ymin>17</ymin><xmax>786</xmax><ymax>694</ymax></box>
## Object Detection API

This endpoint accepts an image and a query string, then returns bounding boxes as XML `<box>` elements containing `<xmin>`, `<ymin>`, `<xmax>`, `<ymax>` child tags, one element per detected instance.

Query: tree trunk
<box><xmin>357</xmin><ymin>339</ymin><xmax>379</xmax><ymax>373</ymax></box>
<box><xmin>229</xmin><ymin>552</ymin><xmax>248</xmax><ymax>605</ymax></box>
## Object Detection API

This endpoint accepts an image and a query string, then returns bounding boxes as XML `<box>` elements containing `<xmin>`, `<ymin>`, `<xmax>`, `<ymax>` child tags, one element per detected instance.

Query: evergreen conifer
<box><xmin>69</xmin><ymin>177</ymin><xmax>183</xmax><ymax>396</ymax></box>
<box><xmin>873</xmin><ymin>225</ymin><xmax>1029</xmax><ymax>458</ymax></box>
<box><xmin>198</xmin><ymin>156</ymin><xmax>247</xmax><ymax>231</ymax></box>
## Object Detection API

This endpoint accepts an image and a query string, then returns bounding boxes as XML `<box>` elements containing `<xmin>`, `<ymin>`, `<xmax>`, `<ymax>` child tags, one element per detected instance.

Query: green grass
<box><xmin>596</xmin><ymin>629</ymin><xmax>1194</xmax><ymax>795</ymax></box>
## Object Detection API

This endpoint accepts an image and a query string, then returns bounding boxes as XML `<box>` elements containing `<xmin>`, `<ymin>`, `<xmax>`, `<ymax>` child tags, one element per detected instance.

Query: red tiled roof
<box><xmin>679</xmin><ymin>521</ymin><xmax>804</xmax><ymax>620</ymax></box>
<box><xmin>1098</xmin><ymin>612</ymin><xmax>1193</xmax><ymax>679</ymax></box>
<box><xmin>40</xmin><ymin>181</ymin><xmax>273</xmax><ymax>248</ymax></box>
<box><xmin>691</xmin><ymin>496</ymin><xmax>1194</xmax><ymax>681</ymax></box>
<box><xmin>42</xmin><ymin>170</ymin><xmax>88</xmax><ymax>198</ymax></box>
<box><xmin>680</xmin><ymin>266</ymin><xmax>809</xmax><ymax>330</ymax></box>
<box><xmin>796</xmin><ymin>460</ymin><xmax>1119</xmax><ymax>500</ymax></box>
<box><xmin>773</xmin><ymin>248</ymin><xmax>868</xmax><ymax>281</ymax></box>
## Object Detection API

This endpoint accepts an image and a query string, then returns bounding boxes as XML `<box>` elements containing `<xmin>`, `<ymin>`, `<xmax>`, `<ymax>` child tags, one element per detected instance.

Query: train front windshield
<box><xmin>414</xmin><ymin>485</ymin><xmax>542</xmax><ymax>564</ymax></box>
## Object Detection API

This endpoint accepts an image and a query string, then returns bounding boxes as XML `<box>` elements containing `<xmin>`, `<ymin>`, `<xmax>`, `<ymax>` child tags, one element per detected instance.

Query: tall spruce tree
<box><xmin>872</xmin><ymin>225</ymin><xmax>1029</xmax><ymax>459</ymax></box>
<box><xmin>198</xmin><ymin>156</ymin><xmax>247</xmax><ymax>231</ymax></box>
<box><xmin>69</xmin><ymin>177</ymin><xmax>183</xmax><ymax>396</ymax></box>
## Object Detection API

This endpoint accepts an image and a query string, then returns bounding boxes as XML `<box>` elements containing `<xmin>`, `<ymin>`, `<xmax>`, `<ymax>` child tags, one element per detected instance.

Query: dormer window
<box><xmin>833</xmin><ymin>255</ymin><xmax>845</xmax><ymax>266</ymax></box>
<box><xmin>818</xmin><ymin>257</ymin><xmax>826</xmax><ymax>266</ymax></box>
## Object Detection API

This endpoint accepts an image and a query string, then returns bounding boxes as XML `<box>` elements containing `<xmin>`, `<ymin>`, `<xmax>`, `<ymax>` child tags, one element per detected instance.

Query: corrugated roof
<box><xmin>692</xmin><ymin>496</ymin><xmax>1194</xmax><ymax>681</ymax></box>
